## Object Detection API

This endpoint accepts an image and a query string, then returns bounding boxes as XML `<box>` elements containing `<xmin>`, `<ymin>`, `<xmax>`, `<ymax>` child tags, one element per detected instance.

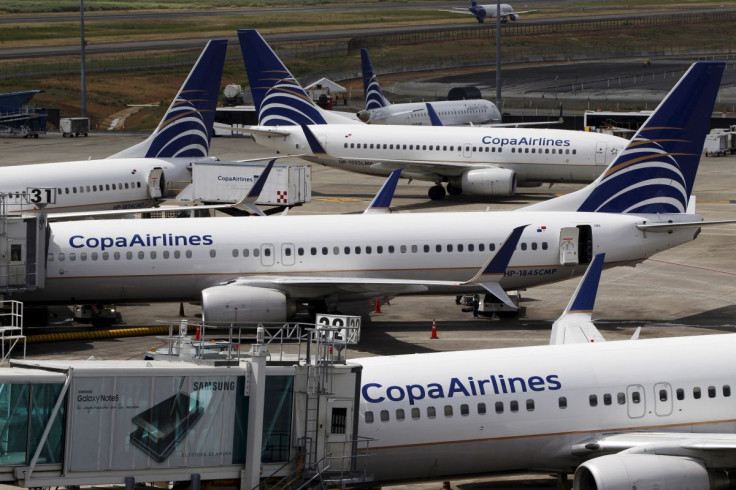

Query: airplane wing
<box><xmin>341</xmin><ymin>157</ymin><xmax>490</xmax><ymax>179</ymax></box>
<box><xmin>437</xmin><ymin>9</ymin><xmax>476</xmax><ymax>15</ymax></box>
<box><xmin>513</xmin><ymin>9</ymin><xmax>538</xmax><ymax>15</ymax></box>
<box><xmin>209</xmin><ymin>225</ymin><xmax>527</xmax><ymax>305</ymax></box>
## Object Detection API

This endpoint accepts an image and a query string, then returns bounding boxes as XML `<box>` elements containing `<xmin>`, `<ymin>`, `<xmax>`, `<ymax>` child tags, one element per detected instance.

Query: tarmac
<box><xmin>1</xmin><ymin>131</ymin><xmax>735</xmax><ymax>489</ymax></box>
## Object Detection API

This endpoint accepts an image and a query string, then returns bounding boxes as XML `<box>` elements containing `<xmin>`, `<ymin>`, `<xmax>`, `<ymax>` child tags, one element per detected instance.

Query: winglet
<box><xmin>364</xmin><ymin>168</ymin><xmax>403</xmax><ymax>214</ymax></box>
<box><xmin>425</xmin><ymin>103</ymin><xmax>444</xmax><ymax>127</ymax></box>
<box><xmin>237</xmin><ymin>159</ymin><xmax>276</xmax><ymax>216</ymax></box>
<box><xmin>109</xmin><ymin>39</ymin><xmax>227</xmax><ymax>159</ymax></box>
<box><xmin>550</xmin><ymin>253</ymin><xmax>607</xmax><ymax>345</ymax></box>
<box><xmin>300</xmin><ymin>124</ymin><xmax>327</xmax><ymax>154</ymax></box>
<box><xmin>464</xmin><ymin>225</ymin><xmax>528</xmax><ymax>309</ymax></box>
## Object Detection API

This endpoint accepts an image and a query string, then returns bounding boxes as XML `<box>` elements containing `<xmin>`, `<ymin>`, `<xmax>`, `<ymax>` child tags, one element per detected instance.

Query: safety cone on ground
<box><xmin>374</xmin><ymin>297</ymin><xmax>382</xmax><ymax>314</ymax></box>
<box><xmin>430</xmin><ymin>319</ymin><xmax>438</xmax><ymax>340</ymax></box>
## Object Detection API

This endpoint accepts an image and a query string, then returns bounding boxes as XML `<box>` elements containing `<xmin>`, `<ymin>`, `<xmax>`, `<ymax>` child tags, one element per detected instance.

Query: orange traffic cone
<box><xmin>430</xmin><ymin>319</ymin><xmax>438</xmax><ymax>340</ymax></box>
<box><xmin>374</xmin><ymin>297</ymin><xmax>382</xmax><ymax>314</ymax></box>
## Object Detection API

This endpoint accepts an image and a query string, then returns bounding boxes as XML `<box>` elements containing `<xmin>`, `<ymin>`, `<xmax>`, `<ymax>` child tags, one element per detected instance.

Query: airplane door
<box><xmin>595</xmin><ymin>141</ymin><xmax>607</xmax><ymax>164</ymax></box>
<box><xmin>462</xmin><ymin>144</ymin><xmax>473</xmax><ymax>158</ymax></box>
<box><xmin>559</xmin><ymin>227</ymin><xmax>579</xmax><ymax>265</ymax></box>
<box><xmin>260</xmin><ymin>244</ymin><xmax>275</xmax><ymax>266</ymax></box>
<box><xmin>281</xmin><ymin>243</ymin><xmax>295</xmax><ymax>266</ymax></box>
<box><xmin>0</xmin><ymin>240</ymin><xmax>26</xmax><ymax>288</ymax></box>
<box><xmin>653</xmin><ymin>382</ymin><xmax>673</xmax><ymax>416</ymax></box>
<box><xmin>325</xmin><ymin>398</ymin><xmax>354</xmax><ymax>474</ymax></box>
<box><xmin>626</xmin><ymin>384</ymin><xmax>646</xmax><ymax>419</ymax></box>
<box><xmin>147</xmin><ymin>168</ymin><xmax>164</xmax><ymax>199</ymax></box>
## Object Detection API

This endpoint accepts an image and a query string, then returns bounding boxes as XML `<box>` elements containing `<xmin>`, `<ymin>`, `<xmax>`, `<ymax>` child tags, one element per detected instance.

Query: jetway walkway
<box><xmin>0</xmin><ymin>316</ymin><xmax>372</xmax><ymax>489</ymax></box>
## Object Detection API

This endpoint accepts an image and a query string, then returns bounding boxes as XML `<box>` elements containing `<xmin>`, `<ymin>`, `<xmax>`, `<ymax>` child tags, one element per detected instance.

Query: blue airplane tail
<box><xmin>526</xmin><ymin>61</ymin><xmax>725</xmax><ymax>214</ymax></box>
<box><xmin>109</xmin><ymin>39</ymin><xmax>227</xmax><ymax>159</ymax></box>
<box><xmin>361</xmin><ymin>49</ymin><xmax>389</xmax><ymax>110</ymax></box>
<box><xmin>238</xmin><ymin>29</ymin><xmax>328</xmax><ymax>126</ymax></box>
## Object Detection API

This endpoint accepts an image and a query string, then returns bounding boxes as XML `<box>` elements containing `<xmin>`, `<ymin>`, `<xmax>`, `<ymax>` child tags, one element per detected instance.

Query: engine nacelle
<box><xmin>509</xmin><ymin>13</ymin><xmax>519</xmax><ymax>21</ymax></box>
<box><xmin>451</xmin><ymin>168</ymin><xmax>517</xmax><ymax>196</ymax></box>
<box><xmin>574</xmin><ymin>454</ymin><xmax>727</xmax><ymax>490</ymax></box>
<box><xmin>201</xmin><ymin>285</ymin><xmax>295</xmax><ymax>324</ymax></box>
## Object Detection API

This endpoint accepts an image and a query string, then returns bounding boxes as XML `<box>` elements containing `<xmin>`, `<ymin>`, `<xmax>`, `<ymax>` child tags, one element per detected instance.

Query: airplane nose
<box><xmin>357</xmin><ymin>110</ymin><xmax>371</xmax><ymax>123</ymax></box>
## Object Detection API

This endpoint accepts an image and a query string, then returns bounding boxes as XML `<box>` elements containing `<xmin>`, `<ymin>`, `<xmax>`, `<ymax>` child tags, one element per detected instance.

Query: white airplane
<box><xmin>0</xmin><ymin>40</ymin><xmax>227</xmax><ymax>214</ymax></box>
<box><xmin>355</xmin><ymin>251</ymin><xmax>736</xmax><ymax>487</ymax></box>
<box><xmin>238</xmin><ymin>29</ymin><xmax>627</xmax><ymax>201</ymax></box>
<box><xmin>356</xmin><ymin>48</ymin><xmax>501</xmax><ymax>126</ymax></box>
<box><xmin>13</xmin><ymin>61</ymin><xmax>730</xmax><ymax>326</ymax></box>
<box><xmin>443</xmin><ymin>1</ymin><xmax>538</xmax><ymax>23</ymax></box>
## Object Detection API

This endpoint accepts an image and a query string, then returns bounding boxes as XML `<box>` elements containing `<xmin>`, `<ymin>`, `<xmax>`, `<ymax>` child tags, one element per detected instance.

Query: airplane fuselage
<box><xmin>0</xmin><ymin>157</ymin><xmax>198</xmax><ymax>213</ymax></box>
<box><xmin>252</xmin><ymin>125</ymin><xmax>627</xmax><ymax>184</ymax></box>
<box><xmin>356</xmin><ymin>334</ymin><xmax>736</xmax><ymax>482</ymax></box>
<box><xmin>19</xmin><ymin>210</ymin><xmax>697</xmax><ymax>305</ymax></box>
<box><xmin>362</xmin><ymin>100</ymin><xmax>501</xmax><ymax>126</ymax></box>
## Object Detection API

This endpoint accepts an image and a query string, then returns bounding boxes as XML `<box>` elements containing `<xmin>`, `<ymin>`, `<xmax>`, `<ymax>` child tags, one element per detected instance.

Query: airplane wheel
<box><xmin>428</xmin><ymin>185</ymin><xmax>446</xmax><ymax>201</ymax></box>
<box><xmin>447</xmin><ymin>183</ymin><xmax>462</xmax><ymax>196</ymax></box>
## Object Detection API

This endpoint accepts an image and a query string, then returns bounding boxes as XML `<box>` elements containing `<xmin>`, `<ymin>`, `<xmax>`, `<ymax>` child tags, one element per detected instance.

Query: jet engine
<box><xmin>509</xmin><ymin>14</ymin><xmax>519</xmax><ymax>21</ymax></box>
<box><xmin>574</xmin><ymin>454</ymin><xmax>728</xmax><ymax>490</ymax></box>
<box><xmin>201</xmin><ymin>285</ymin><xmax>295</xmax><ymax>324</ymax></box>
<box><xmin>449</xmin><ymin>168</ymin><xmax>517</xmax><ymax>197</ymax></box>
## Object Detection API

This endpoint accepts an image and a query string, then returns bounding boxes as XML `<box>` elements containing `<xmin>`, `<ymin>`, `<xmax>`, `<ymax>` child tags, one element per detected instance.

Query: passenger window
<box><xmin>558</xmin><ymin>397</ymin><xmax>567</xmax><ymax>409</ymax></box>
<box><xmin>344</xmin><ymin>246</ymin><xmax>350</xmax><ymax>255</ymax></box>
<box><xmin>284</xmin><ymin>248</ymin><xmax>291</xmax><ymax>257</ymax></box>
<box><xmin>185</xmin><ymin>250</ymin><xmax>192</xmax><ymax>258</ymax></box>
<box><xmin>479</xmin><ymin>244</ymin><xmax>485</xmax><ymax>252</ymax></box>
<box><xmin>150</xmin><ymin>251</ymin><xmax>157</xmax><ymax>259</ymax></box>
<box><xmin>232</xmin><ymin>249</ymin><xmax>239</xmax><ymax>258</ymax></box>
<box><xmin>137</xmin><ymin>251</ymin><xmax>144</xmax><ymax>259</ymax></box>
<box><xmin>676</xmin><ymin>388</ymin><xmax>685</xmax><ymax>400</ymax></box>
<box><xmin>377</xmin><ymin>246</ymin><xmax>383</xmax><ymax>254</ymax></box>
<box><xmin>264</xmin><ymin>248</ymin><xmax>271</xmax><ymax>257</ymax></box>
<box><xmin>253</xmin><ymin>249</ymin><xmax>260</xmax><ymax>257</ymax></box>
<box><xmin>724</xmin><ymin>385</ymin><xmax>731</xmax><ymax>397</ymax></box>
<box><xmin>495</xmin><ymin>402</ymin><xmax>503</xmax><ymax>414</ymax></box>
<box><xmin>244</xmin><ymin>249</ymin><xmax>250</xmax><ymax>257</ymax></box>
<box><xmin>510</xmin><ymin>401</ymin><xmax>518</xmax><ymax>412</ymax></box>
<box><xmin>91</xmin><ymin>252</ymin><xmax>98</xmax><ymax>261</ymax></box>
<box><xmin>209</xmin><ymin>250</ymin><xmax>216</xmax><ymax>258</ymax></box>
<box><xmin>660</xmin><ymin>389</ymin><xmax>668</xmax><ymax>402</ymax></box>
<box><xmin>58</xmin><ymin>253</ymin><xmax>65</xmax><ymax>261</ymax></box>
<box><xmin>174</xmin><ymin>251</ymin><xmax>181</xmax><ymax>259</ymax></box>
<box><xmin>322</xmin><ymin>247</ymin><xmax>328</xmax><ymax>255</ymax></box>
<box><xmin>521</xmin><ymin>243</ymin><xmax>527</xmax><ymax>251</ymax></box>
<box><xmin>47</xmin><ymin>254</ymin><xmax>54</xmax><ymax>262</ymax></box>
<box><xmin>531</xmin><ymin>242</ymin><xmax>538</xmax><ymax>250</ymax></box>
<box><xmin>423</xmin><ymin>244</ymin><xmax>430</xmax><ymax>253</ymax></box>
<box><xmin>355</xmin><ymin>246</ymin><xmax>361</xmax><ymax>254</ymax></box>
<box><xmin>468</xmin><ymin>244</ymin><xmax>474</xmax><ymax>252</ymax></box>
<box><xmin>163</xmin><ymin>251</ymin><xmax>169</xmax><ymax>259</ymax></box>
<box><xmin>632</xmin><ymin>392</ymin><xmax>641</xmax><ymax>404</ymax></box>
<box><xmin>411</xmin><ymin>245</ymin><xmax>418</xmax><ymax>253</ymax></box>
<box><xmin>69</xmin><ymin>253</ymin><xmax>76</xmax><ymax>261</ymax></box>
<box><xmin>603</xmin><ymin>393</ymin><xmax>612</xmax><ymax>406</ymax></box>
<box><xmin>436</xmin><ymin>244</ymin><xmax>442</xmax><ymax>252</ymax></box>
<box><xmin>444</xmin><ymin>405</ymin><xmax>453</xmax><ymax>417</ymax></box>
<box><xmin>477</xmin><ymin>403</ymin><xmax>486</xmax><ymax>415</ymax></box>
<box><xmin>411</xmin><ymin>407</ymin><xmax>420</xmax><ymax>419</ymax></box>
<box><xmin>396</xmin><ymin>409</ymin><xmax>405</xmax><ymax>421</ymax></box>
<box><xmin>333</xmin><ymin>246</ymin><xmax>340</xmax><ymax>255</ymax></box>
<box><xmin>114</xmin><ymin>252</ymin><xmax>120</xmax><ymax>260</ymax></box>
<box><xmin>102</xmin><ymin>252</ymin><xmax>109</xmax><ymax>260</ymax></box>
<box><xmin>457</xmin><ymin>244</ymin><xmax>463</xmax><ymax>252</ymax></box>
<box><xmin>708</xmin><ymin>386</ymin><xmax>716</xmax><ymax>398</ymax></box>
<box><xmin>460</xmin><ymin>404</ymin><xmax>469</xmax><ymax>416</ymax></box>
<box><xmin>589</xmin><ymin>394</ymin><xmax>598</xmax><ymax>407</ymax></box>
<box><xmin>365</xmin><ymin>412</ymin><xmax>374</xmax><ymax>423</ymax></box>
<box><xmin>366</xmin><ymin>246</ymin><xmax>372</xmax><ymax>254</ymax></box>
<box><xmin>380</xmin><ymin>410</ymin><xmax>389</xmax><ymax>422</ymax></box>
<box><xmin>388</xmin><ymin>245</ymin><xmax>395</xmax><ymax>253</ymax></box>
<box><xmin>694</xmin><ymin>387</ymin><xmax>701</xmax><ymax>399</ymax></box>
<box><xmin>400</xmin><ymin>245</ymin><xmax>406</xmax><ymax>253</ymax></box>
<box><xmin>447</xmin><ymin>244</ymin><xmax>453</xmax><ymax>252</ymax></box>
<box><xmin>489</xmin><ymin>243</ymin><xmax>495</xmax><ymax>251</ymax></box>
<box><xmin>427</xmin><ymin>406</ymin><xmax>436</xmax><ymax>419</ymax></box>
<box><xmin>126</xmin><ymin>251</ymin><xmax>133</xmax><ymax>260</ymax></box>
<box><xmin>526</xmin><ymin>399</ymin><xmax>535</xmax><ymax>411</ymax></box>
<box><xmin>542</xmin><ymin>242</ymin><xmax>548</xmax><ymax>250</ymax></box>
<box><xmin>80</xmin><ymin>253</ymin><xmax>87</xmax><ymax>261</ymax></box>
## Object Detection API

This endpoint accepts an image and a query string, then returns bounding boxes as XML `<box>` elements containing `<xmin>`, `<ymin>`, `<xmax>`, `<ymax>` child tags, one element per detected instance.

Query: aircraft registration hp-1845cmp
<box><xmin>355</xmin><ymin>251</ymin><xmax>736</xmax><ymax>488</ymax></box>
<box><xmin>11</xmin><ymin>61</ymin><xmax>729</xmax><ymax>325</ymax></box>
<box><xmin>0</xmin><ymin>39</ymin><xmax>227</xmax><ymax>214</ymax></box>
<box><xmin>238</xmin><ymin>29</ymin><xmax>627</xmax><ymax>201</ymax></box>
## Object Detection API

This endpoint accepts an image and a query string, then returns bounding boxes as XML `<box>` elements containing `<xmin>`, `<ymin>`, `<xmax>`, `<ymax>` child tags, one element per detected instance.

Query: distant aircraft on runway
<box><xmin>239</xmin><ymin>29</ymin><xmax>627</xmax><ymax>201</ymax></box>
<box><xmin>0</xmin><ymin>40</ymin><xmax>227</xmax><ymax>214</ymax></box>
<box><xmin>357</xmin><ymin>48</ymin><xmax>501</xmax><ymax>126</ymax></box>
<box><xmin>442</xmin><ymin>1</ymin><xmax>538</xmax><ymax>23</ymax></box>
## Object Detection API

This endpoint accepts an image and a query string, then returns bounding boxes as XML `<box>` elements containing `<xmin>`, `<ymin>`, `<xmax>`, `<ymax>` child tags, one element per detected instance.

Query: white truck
<box><xmin>60</xmin><ymin>117</ymin><xmax>90</xmax><ymax>137</ymax></box>
<box><xmin>177</xmin><ymin>161</ymin><xmax>311</xmax><ymax>208</ymax></box>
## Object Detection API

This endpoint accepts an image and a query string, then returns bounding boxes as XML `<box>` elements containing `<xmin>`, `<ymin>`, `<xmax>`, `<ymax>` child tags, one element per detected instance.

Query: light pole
<box><xmin>495</xmin><ymin>0</ymin><xmax>502</xmax><ymax>113</ymax></box>
<box><xmin>80</xmin><ymin>0</ymin><xmax>87</xmax><ymax>117</ymax></box>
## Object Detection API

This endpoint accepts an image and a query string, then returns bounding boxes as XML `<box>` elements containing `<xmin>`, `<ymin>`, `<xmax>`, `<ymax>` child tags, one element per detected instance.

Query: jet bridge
<box><xmin>0</xmin><ymin>316</ymin><xmax>372</xmax><ymax>489</ymax></box>
<box><xmin>0</xmin><ymin>195</ymin><xmax>47</xmax><ymax>296</ymax></box>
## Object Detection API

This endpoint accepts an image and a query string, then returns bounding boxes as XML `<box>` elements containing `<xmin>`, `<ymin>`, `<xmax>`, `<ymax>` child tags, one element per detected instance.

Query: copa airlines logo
<box><xmin>146</xmin><ymin>89</ymin><xmax>212</xmax><ymax>158</ymax></box>
<box><xmin>481</xmin><ymin>135</ymin><xmax>571</xmax><ymax>147</ymax></box>
<box><xmin>258</xmin><ymin>76</ymin><xmax>327</xmax><ymax>126</ymax></box>
<box><xmin>365</xmin><ymin>76</ymin><xmax>386</xmax><ymax>111</ymax></box>
<box><xmin>69</xmin><ymin>233</ymin><xmax>213</xmax><ymax>251</ymax></box>
<box><xmin>362</xmin><ymin>373</ymin><xmax>561</xmax><ymax>406</ymax></box>
<box><xmin>578</xmin><ymin>129</ymin><xmax>690</xmax><ymax>213</ymax></box>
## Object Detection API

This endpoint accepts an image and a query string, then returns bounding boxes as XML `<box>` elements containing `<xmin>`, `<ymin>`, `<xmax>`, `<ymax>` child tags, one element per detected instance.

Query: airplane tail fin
<box><xmin>109</xmin><ymin>39</ymin><xmax>227</xmax><ymax>159</ymax></box>
<box><xmin>239</xmin><ymin>29</ymin><xmax>357</xmax><ymax>126</ymax></box>
<box><xmin>550</xmin><ymin>253</ymin><xmax>607</xmax><ymax>345</ymax></box>
<box><xmin>425</xmin><ymin>103</ymin><xmax>444</xmax><ymax>126</ymax></box>
<box><xmin>523</xmin><ymin>61</ymin><xmax>725</xmax><ymax>214</ymax></box>
<box><xmin>361</xmin><ymin>48</ymin><xmax>389</xmax><ymax>110</ymax></box>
